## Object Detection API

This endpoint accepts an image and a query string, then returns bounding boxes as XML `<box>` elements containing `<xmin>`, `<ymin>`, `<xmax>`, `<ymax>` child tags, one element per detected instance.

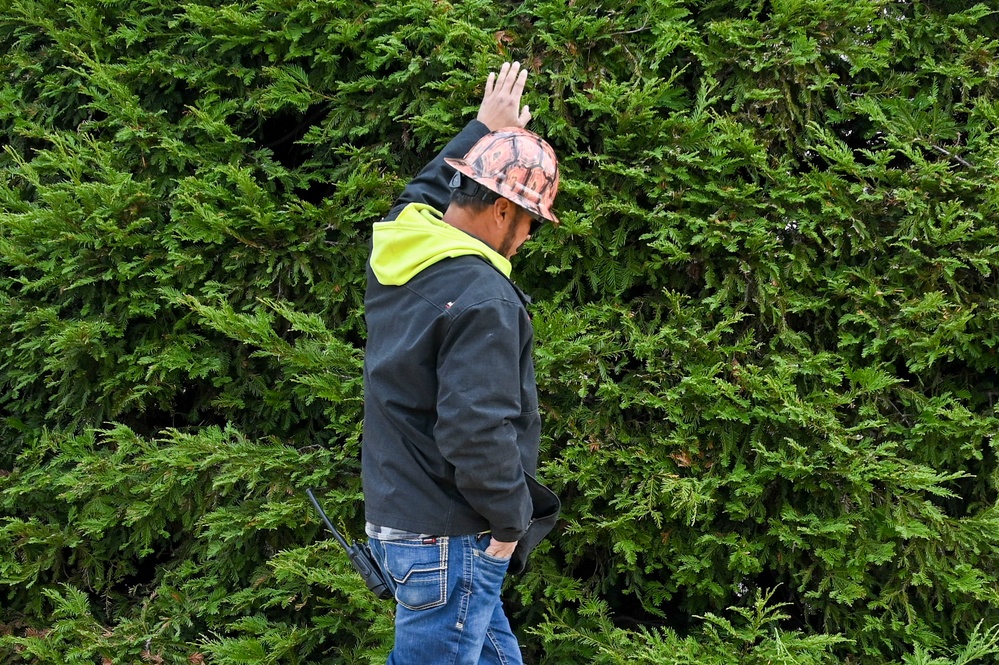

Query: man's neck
<box><xmin>443</xmin><ymin>207</ymin><xmax>500</xmax><ymax>254</ymax></box>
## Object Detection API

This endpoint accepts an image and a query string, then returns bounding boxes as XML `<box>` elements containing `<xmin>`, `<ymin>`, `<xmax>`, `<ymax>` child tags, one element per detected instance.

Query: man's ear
<box><xmin>491</xmin><ymin>197</ymin><xmax>515</xmax><ymax>228</ymax></box>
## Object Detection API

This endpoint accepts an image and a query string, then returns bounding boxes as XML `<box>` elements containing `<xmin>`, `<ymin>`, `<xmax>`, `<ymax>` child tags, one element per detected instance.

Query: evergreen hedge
<box><xmin>2</xmin><ymin>0</ymin><xmax>999</xmax><ymax>663</ymax></box>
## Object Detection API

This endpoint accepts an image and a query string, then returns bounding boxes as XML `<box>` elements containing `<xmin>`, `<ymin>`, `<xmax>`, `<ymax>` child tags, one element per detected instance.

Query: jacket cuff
<box><xmin>489</xmin><ymin>525</ymin><xmax>526</xmax><ymax>543</ymax></box>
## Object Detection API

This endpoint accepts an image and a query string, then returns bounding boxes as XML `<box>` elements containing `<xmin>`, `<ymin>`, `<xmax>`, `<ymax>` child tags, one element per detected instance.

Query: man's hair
<box><xmin>449</xmin><ymin>188</ymin><xmax>500</xmax><ymax>214</ymax></box>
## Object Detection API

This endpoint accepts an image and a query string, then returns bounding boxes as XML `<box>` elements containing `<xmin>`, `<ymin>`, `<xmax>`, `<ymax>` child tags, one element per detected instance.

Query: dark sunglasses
<box><xmin>528</xmin><ymin>214</ymin><xmax>543</xmax><ymax>236</ymax></box>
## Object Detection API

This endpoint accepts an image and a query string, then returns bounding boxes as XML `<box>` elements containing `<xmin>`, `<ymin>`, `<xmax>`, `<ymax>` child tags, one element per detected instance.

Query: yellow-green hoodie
<box><xmin>369</xmin><ymin>203</ymin><xmax>511</xmax><ymax>286</ymax></box>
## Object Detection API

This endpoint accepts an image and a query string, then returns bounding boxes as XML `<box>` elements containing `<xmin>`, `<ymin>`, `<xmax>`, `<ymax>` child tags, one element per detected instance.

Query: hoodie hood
<box><xmin>370</xmin><ymin>203</ymin><xmax>511</xmax><ymax>286</ymax></box>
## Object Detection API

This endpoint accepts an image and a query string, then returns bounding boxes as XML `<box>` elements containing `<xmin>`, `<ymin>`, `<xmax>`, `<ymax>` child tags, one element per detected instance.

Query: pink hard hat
<box><xmin>445</xmin><ymin>127</ymin><xmax>560</xmax><ymax>225</ymax></box>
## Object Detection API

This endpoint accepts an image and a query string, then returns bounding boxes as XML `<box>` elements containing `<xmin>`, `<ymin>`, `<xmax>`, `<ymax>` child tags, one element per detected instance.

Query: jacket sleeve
<box><xmin>434</xmin><ymin>298</ymin><xmax>533</xmax><ymax>542</ymax></box>
<box><xmin>384</xmin><ymin>120</ymin><xmax>491</xmax><ymax>221</ymax></box>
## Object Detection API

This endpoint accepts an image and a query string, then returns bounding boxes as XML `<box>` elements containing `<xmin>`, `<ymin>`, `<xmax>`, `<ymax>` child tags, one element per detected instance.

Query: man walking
<box><xmin>361</xmin><ymin>62</ymin><xmax>560</xmax><ymax>664</ymax></box>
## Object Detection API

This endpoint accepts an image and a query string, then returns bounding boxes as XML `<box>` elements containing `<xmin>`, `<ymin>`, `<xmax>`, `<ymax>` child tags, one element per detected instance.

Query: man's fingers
<box><xmin>486</xmin><ymin>61</ymin><xmax>527</xmax><ymax>101</ymax></box>
<box><xmin>519</xmin><ymin>104</ymin><xmax>532</xmax><ymax>127</ymax></box>
<box><xmin>494</xmin><ymin>61</ymin><xmax>513</xmax><ymax>92</ymax></box>
<box><xmin>497</xmin><ymin>61</ymin><xmax>521</xmax><ymax>94</ymax></box>
<box><xmin>511</xmin><ymin>67</ymin><xmax>528</xmax><ymax>100</ymax></box>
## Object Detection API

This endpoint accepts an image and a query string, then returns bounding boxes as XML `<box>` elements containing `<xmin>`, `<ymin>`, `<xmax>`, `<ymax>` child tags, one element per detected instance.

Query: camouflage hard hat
<box><xmin>445</xmin><ymin>127</ymin><xmax>560</xmax><ymax>225</ymax></box>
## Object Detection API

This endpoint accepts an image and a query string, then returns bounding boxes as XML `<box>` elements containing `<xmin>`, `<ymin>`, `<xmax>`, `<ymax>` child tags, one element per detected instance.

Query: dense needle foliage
<box><xmin>2</xmin><ymin>0</ymin><xmax>999</xmax><ymax>663</ymax></box>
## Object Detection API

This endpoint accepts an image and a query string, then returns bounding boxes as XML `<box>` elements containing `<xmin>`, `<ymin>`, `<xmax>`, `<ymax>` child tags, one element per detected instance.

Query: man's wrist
<box><xmin>485</xmin><ymin>536</ymin><xmax>518</xmax><ymax>559</ymax></box>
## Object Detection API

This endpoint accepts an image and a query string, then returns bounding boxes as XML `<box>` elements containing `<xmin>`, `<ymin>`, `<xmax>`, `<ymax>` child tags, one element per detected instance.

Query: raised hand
<box><xmin>476</xmin><ymin>61</ymin><xmax>532</xmax><ymax>131</ymax></box>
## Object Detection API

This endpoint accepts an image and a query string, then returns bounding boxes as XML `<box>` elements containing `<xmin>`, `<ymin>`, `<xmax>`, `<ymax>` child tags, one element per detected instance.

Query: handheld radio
<box><xmin>305</xmin><ymin>489</ymin><xmax>393</xmax><ymax>601</ymax></box>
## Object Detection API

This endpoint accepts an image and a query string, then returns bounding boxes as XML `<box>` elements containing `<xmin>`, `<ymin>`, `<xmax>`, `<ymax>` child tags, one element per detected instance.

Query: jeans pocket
<box><xmin>382</xmin><ymin>538</ymin><xmax>449</xmax><ymax>611</ymax></box>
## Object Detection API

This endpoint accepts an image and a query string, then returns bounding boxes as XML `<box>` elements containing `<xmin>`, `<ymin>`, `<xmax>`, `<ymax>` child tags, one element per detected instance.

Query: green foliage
<box><xmin>3</xmin><ymin>0</ymin><xmax>999</xmax><ymax>663</ymax></box>
<box><xmin>532</xmin><ymin>588</ymin><xmax>851</xmax><ymax>664</ymax></box>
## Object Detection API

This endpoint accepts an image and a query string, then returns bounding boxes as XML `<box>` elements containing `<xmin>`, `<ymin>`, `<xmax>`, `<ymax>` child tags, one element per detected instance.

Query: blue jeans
<box><xmin>368</xmin><ymin>534</ymin><xmax>524</xmax><ymax>665</ymax></box>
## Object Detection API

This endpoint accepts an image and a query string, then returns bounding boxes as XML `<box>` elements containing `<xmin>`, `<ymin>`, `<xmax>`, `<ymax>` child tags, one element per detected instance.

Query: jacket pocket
<box><xmin>382</xmin><ymin>538</ymin><xmax>449</xmax><ymax>611</ymax></box>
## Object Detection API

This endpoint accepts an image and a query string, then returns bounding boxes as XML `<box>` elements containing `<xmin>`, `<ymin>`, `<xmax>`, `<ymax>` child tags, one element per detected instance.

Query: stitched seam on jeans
<box><xmin>486</xmin><ymin>628</ymin><xmax>510</xmax><ymax>665</ymax></box>
<box><xmin>456</xmin><ymin>536</ymin><xmax>473</xmax><ymax>630</ymax></box>
<box><xmin>439</xmin><ymin>538</ymin><xmax>449</xmax><ymax>611</ymax></box>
